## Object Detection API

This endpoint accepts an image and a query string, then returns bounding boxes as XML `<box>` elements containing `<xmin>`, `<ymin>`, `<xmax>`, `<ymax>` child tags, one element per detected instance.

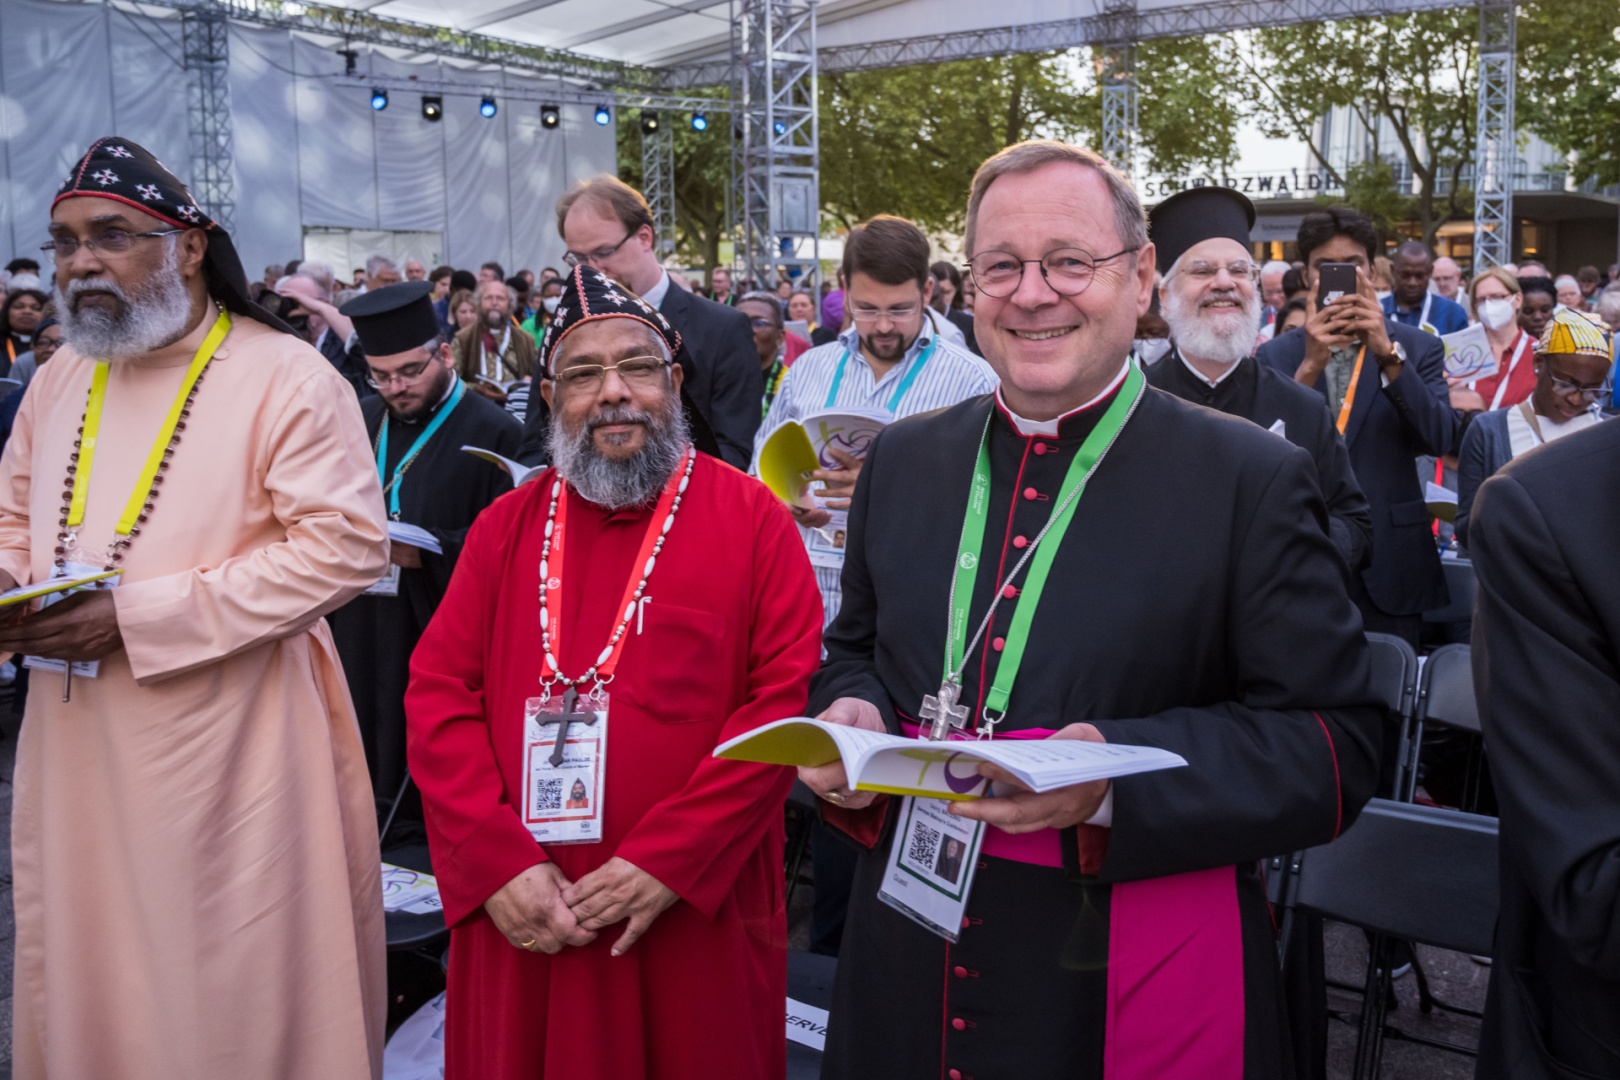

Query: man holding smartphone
<box><xmin>1258</xmin><ymin>208</ymin><xmax>1461</xmax><ymax>651</ymax></box>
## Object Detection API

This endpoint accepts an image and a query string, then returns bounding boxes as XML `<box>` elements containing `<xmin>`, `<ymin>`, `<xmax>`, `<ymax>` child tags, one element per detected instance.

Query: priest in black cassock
<box><xmin>800</xmin><ymin>140</ymin><xmax>1383</xmax><ymax>1080</ymax></box>
<box><xmin>330</xmin><ymin>281</ymin><xmax>520</xmax><ymax>819</ymax></box>
<box><xmin>1144</xmin><ymin>187</ymin><xmax>1372</xmax><ymax>572</ymax></box>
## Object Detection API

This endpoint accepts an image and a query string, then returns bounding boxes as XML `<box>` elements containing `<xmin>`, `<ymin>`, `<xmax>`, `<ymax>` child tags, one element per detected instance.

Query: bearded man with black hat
<box><xmin>329</xmin><ymin>280</ymin><xmax>520</xmax><ymax>822</ymax></box>
<box><xmin>0</xmin><ymin>137</ymin><xmax>390</xmax><ymax>1080</ymax></box>
<box><xmin>1146</xmin><ymin>186</ymin><xmax>1372</xmax><ymax>571</ymax></box>
<box><xmin>406</xmin><ymin>264</ymin><xmax>821</xmax><ymax>1080</ymax></box>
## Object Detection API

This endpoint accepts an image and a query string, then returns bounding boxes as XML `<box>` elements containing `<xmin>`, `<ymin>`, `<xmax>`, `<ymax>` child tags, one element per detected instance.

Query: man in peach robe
<box><xmin>0</xmin><ymin>138</ymin><xmax>389</xmax><ymax>1079</ymax></box>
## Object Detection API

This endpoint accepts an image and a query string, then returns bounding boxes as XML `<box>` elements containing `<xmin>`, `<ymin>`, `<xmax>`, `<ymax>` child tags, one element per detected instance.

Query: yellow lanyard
<box><xmin>67</xmin><ymin>309</ymin><xmax>231</xmax><ymax>536</ymax></box>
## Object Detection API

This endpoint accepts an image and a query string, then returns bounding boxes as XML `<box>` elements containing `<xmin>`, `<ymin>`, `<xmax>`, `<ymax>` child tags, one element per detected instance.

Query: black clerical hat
<box><xmin>539</xmin><ymin>265</ymin><xmax>684</xmax><ymax>376</ymax></box>
<box><xmin>1148</xmin><ymin>187</ymin><xmax>1256</xmax><ymax>274</ymax></box>
<box><xmin>54</xmin><ymin>137</ymin><xmax>295</xmax><ymax>335</ymax></box>
<box><xmin>340</xmin><ymin>281</ymin><xmax>441</xmax><ymax>356</ymax></box>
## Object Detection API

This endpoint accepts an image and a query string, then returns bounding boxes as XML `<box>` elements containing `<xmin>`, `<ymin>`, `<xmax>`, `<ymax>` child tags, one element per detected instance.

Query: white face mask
<box><xmin>1134</xmin><ymin>338</ymin><xmax>1173</xmax><ymax>365</ymax></box>
<box><xmin>542</xmin><ymin>296</ymin><xmax>561</xmax><ymax>314</ymax></box>
<box><xmin>1477</xmin><ymin>298</ymin><xmax>1516</xmax><ymax>331</ymax></box>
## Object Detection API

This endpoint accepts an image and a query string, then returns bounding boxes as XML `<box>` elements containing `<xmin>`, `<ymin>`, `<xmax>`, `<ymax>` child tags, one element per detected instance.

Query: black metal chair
<box><xmin>1290</xmin><ymin>798</ymin><xmax>1499</xmax><ymax>1079</ymax></box>
<box><xmin>784</xmin><ymin>779</ymin><xmax>820</xmax><ymax>907</ymax></box>
<box><xmin>1421</xmin><ymin>557</ymin><xmax>1476</xmax><ymax>626</ymax></box>
<box><xmin>1401</xmin><ymin>643</ymin><xmax>1483</xmax><ymax>806</ymax></box>
<box><xmin>380</xmin><ymin>772</ymin><xmax>449</xmax><ymax>956</ymax></box>
<box><xmin>787</xmin><ymin>949</ymin><xmax>836</xmax><ymax>1080</ymax></box>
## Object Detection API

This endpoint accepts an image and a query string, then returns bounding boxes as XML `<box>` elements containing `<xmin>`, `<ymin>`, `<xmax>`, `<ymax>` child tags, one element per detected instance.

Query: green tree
<box><xmin>1237</xmin><ymin>10</ymin><xmax>1479</xmax><ymax>249</ymax></box>
<box><xmin>1134</xmin><ymin>35</ymin><xmax>1242</xmax><ymax>178</ymax></box>
<box><xmin>1518</xmin><ymin>0</ymin><xmax>1620</xmax><ymax>187</ymax></box>
<box><xmin>617</xmin><ymin>97</ymin><xmax>733</xmax><ymax>280</ymax></box>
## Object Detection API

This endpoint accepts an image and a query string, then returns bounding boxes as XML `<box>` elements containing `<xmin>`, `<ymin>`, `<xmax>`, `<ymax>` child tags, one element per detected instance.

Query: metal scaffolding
<box><xmin>1472</xmin><ymin>0</ymin><xmax>1515</xmax><ymax>272</ymax></box>
<box><xmin>181</xmin><ymin>1</ymin><xmax>236</xmax><ymax>232</ymax></box>
<box><xmin>642</xmin><ymin>122</ymin><xmax>677</xmax><ymax>259</ymax></box>
<box><xmin>1099</xmin><ymin>1</ymin><xmax>1139</xmax><ymax>181</ymax></box>
<box><xmin>736</xmin><ymin>0</ymin><xmax>820</xmax><ymax>291</ymax></box>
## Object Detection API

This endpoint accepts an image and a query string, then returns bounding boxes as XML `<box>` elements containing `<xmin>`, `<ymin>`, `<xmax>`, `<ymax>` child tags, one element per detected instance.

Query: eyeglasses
<box><xmin>1544</xmin><ymin>363</ymin><xmax>1612</xmax><ymax>403</ymax></box>
<box><xmin>965</xmin><ymin>246</ymin><xmax>1140</xmax><ymax>298</ymax></box>
<box><xmin>33</xmin><ymin>335</ymin><xmax>63</xmax><ymax>354</ymax></box>
<box><xmin>849</xmin><ymin>304</ymin><xmax>921</xmax><ymax>323</ymax></box>
<box><xmin>1174</xmin><ymin>259</ymin><xmax>1260</xmax><ymax>284</ymax></box>
<box><xmin>366</xmin><ymin>356</ymin><xmax>437</xmax><ymax>388</ymax></box>
<box><xmin>747</xmin><ymin>317</ymin><xmax>780</xmax><ymax>330</ymax></box>
<box><xmin>563</xmin><ymin>231</ymin><xmax>635</xmax><ymax>268</ymax></box>
<box><xmin>553</xmin><ymin>355</ymin><xmax>672</xmax><ymax>391</ymax></box>
<box><xmin>41</xmin><ymin>228</ymin><xmax>185</xmax><ymax>259</ymax></box>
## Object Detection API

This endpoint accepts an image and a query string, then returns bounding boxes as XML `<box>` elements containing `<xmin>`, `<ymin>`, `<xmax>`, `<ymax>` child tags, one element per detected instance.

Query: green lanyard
<box><xmin>376</xmin><ymin>377</ymin><xmax>465</xmax><ymax>518</ymax></box>
<box><xmin>824</xmin><ymin>336</ymin><xmax>938</xmax><ymax>412</ymax></box>
<box><xmin>944</xmin><ymin>364</ymin><xmax>1145</xmax><ymax>729</ymax></box>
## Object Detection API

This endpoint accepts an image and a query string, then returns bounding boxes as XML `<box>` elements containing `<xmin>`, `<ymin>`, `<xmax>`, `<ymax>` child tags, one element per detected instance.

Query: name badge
<box><xmin>877</xmin><ymin>796</ymin><xmax>986</xmax><ymax>942</ymax></box>
<box><xmin>364</xmin><ymin>564</ymin><xmax>401</xmax><ymax>597</ymax></box>
<box><xmin>522</xmin><ymin>689</ymin><xmax>609</xmax><ymax>845</ymax></box>
<box><xmin>804</xmin><ymin>507</ymin><xmax>849</xmax><ymax>570</ymax></box>
<box><xmin>23</xmin><ymin>561</ymin><xmax>117</xmax><ymax>680</ymax></box>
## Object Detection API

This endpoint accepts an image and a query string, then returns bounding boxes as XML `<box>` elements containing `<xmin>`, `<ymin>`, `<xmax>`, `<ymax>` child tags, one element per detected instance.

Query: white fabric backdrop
<box><xmin>0</xmin><ymin>0</ymin><xmax>615</xmax><ymax>277</ymax></box>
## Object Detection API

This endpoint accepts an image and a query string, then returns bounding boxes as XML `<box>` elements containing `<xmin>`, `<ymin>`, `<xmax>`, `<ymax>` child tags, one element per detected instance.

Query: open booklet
<box><xmin>0</xmin><ymin>568</ymin><xmax>122</xmax><ymax>608</ymax></box>
<box><xmin>387</xmin><ymin>521</ymin><xmax>443</xmax><ymax>555</ymax></box>
<box><xmin>476</xmin><ymin>374</ymin><xmax>527</xmax><ymax>394</ymax></box>
<box><xmin>1440</xmin><ymin>323</ymin><xmax>1498</xmax><ymax>381</ymax></box>
<box><xmin>756</xmin><ymin>408</ymin><xmax>891</xmax><ymax>507</ymax></box>
<box><xmin>462</xmin><ymin>445</ymin><xmax>545</xmax><ymax>487</ymax></box>
<box><xmin>714</xmin><ymin>718</ymin><xmax>1186</xmax><ymax>801</ymax></box>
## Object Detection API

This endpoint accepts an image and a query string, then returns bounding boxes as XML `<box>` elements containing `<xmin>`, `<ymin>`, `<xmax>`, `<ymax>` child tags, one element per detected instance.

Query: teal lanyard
<box><xmin>946</xmin><ymin>364</ymin><xmax>1145</xmax><ymax>718</ymax></box>
<box><xmin>823</xmin><ymin>336</ymin><xmax>939</xmax><ymax>412</ymax></box>
<box><xmin>376</xmin><ymin>378</ymin><xmax>465</xmax><ymax>518</ymax></box>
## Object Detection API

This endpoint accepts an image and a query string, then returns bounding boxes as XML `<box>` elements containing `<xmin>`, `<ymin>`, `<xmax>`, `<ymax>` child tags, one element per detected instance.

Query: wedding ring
<box><xmin>821</xmin><ymin>789</ymin><xmax>848</xmax><ymax>805</ymax></box>
<box><xmin>518</xmin><ymin>938</ymin><xmax>538</xmax><ymax>950</ymax></box>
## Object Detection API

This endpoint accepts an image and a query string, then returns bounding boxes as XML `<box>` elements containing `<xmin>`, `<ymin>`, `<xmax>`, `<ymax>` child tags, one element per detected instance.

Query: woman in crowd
<box><xmin>1</xmin><ymin>286</ymin><xmax>48</xmax><ymax>375</ymax></box>
<box><xmin>928</xmin><ymin>261</ymin><xmax>978</xmax><ymax>355</ymax></box>
<box><xmin>738</xmin><ymin>290</ymin><xmax>806</xmax><ymax>416</ymax></box>
<box><xmin>1467</xmin><ymin>268</ymin><xmax>1536</xmax><ymax>412</ymax></box>
<box><xmin>1456</xmin><ymin>308</ymin><xmax>1612</xmax><ymax>546</ymax></box>
<box><xmin>787</xmin><ymin>290</ymin><xmax>817</xmax><ymax>334</ymax></box>
<box><xmin>449</xmin><ymin>288</ymin><xmax>478</xmax><ymax>335</ymax></box>
<box><xmin>1275</xmin><ymin>297</ymin><xmax>1310</xmax><ymax>336</ymax></box>
<box><xmin>6</xmin><ymin>314</ymin><xmax>60</xmax><ymax>392</ymax></box>
<box><xmin>1517</xmin><ymin>275</ymin><xmax>1559</xmax><ymax>343</ymax></box>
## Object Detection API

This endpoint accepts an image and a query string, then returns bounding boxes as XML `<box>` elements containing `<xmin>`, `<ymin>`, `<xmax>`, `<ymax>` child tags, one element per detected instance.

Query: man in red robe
<box><xmin>407</xmin><ymin>264</ymin><xmax>821</xmax><ymax>1080</ymax></box>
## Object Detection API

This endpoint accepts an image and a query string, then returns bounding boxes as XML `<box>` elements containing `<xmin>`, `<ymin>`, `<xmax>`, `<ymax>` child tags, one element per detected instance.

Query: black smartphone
<box><xmin>1315</xmin><ymin>262</ymin><xmax>1359</xmax><ymax>311</ymax></box>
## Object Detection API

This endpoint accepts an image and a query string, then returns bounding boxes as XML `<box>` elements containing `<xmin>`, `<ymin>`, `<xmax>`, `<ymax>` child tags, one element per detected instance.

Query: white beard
<box><xmin>547</xmin><ymin>397</ymin><xmax>690</xmax><ymax>511</ymax></box>
<box><xmin>56</xmin><ymin>240</ymin><xmax>194</xmax><ymax>361</ymax></box>
<box><xmin>1165</xmin><ymin>284</ymin><xmax>1262</xmax><ymax>367</ymax></box>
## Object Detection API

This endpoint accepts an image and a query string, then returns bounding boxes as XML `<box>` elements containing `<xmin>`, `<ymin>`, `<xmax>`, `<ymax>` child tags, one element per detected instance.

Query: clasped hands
<box><xmin>485</xmin><ymin>856</ymin><xmax>678</xmax><ymax>957</ymax></box>
<box><xmin>797</xmin><ymin>696</ymin><xmax>1111</xmax><ymax>833</ymax></box>
<box><xmin>0</xmin><ymin>569</ymin><xmax>125</xmax><ymax>662</ymax></box>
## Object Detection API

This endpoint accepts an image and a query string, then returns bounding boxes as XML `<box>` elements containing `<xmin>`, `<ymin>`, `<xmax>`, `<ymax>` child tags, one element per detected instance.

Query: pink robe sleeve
<box><xmin>113</xmin><ymin>369</ymin><xmax>389</xmax><ymax>683</ymax></box>
<box><xmin>406</xmin><ymin>495</ymin><xmax>550</xmax><ymax>927</ymax></box>
<box><xmin>0</xmin><ymin>378</ymin><xmax>41</xmax><ymax>587</ymax></box>
<box><xmin>613</xmin><ymin>487</ymin><xmax>823</xmax><ymax>919</ymax></box>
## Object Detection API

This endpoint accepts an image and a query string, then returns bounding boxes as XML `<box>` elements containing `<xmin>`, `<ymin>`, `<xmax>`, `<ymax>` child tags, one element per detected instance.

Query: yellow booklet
<box><xmin>714</xmin><ymin>718</ymin><xmax>1187</xmax><ymax>801</ymax></box>
<box><xmin>0</xmin><ymin>569</ymin><xmax>122</xmax><ymax>608</ymax></box>
<box><xmin>756</xmin><ymin>408</ymin><xmax>891</xmax><ymax>506</ymax></box>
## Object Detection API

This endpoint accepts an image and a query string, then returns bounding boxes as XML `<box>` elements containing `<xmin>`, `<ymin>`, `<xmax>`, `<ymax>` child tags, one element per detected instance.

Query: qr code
<box><xmin>535</xmin><ymin>777</ymin><xmax>564</xmax><ymax>812</ymax></box>
<box><xmin>907</xmin><ymin>822</ymin><xmax>941</xmax><ymax>867</ymax></box>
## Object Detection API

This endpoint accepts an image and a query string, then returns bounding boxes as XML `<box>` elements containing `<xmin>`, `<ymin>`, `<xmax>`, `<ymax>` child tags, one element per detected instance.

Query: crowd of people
<box><xmin>0</xmin><ymin>129</ymin><xmax>1614</xmax><ymax>1080</ymax></box>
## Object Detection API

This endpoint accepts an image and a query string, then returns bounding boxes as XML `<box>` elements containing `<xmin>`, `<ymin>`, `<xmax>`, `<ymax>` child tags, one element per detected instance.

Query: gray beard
<box><xmin>548</xmin><ymin>397</ymin><xmax>690</xmax><ymax>511</ymax></box>
<box><xmin>1165</xmin><ymin>284</ymin><xmax>1262</xmax><ymax>367</ymax></box>
<box><xmin>56</xmin><ymin>240</ymin><xmax>194</xmax><ymax>361</ymax></box>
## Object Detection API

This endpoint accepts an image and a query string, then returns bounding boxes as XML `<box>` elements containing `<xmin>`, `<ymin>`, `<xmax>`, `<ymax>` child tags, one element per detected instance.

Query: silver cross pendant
<box><xmin>919</xmin><ymin>679</ymin><xmax>970</xmax><ymax>741</ymax></box>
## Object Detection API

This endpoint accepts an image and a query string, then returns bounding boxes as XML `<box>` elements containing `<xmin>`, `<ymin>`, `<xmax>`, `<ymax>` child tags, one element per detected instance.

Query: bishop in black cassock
<box><xmin>1145</xmin><ymin>187</ymin><xmax>1371</xmax><ymax>572</ymax></box>
<box><xmin>804</xmin><ymin>142</ymin><xmax>1383</xmax><ymax>1080</ymax></box>
<box><xmin>328</xmin><ymin>282</ymin><xmax>521</xmax><ymax>816</ymax></box>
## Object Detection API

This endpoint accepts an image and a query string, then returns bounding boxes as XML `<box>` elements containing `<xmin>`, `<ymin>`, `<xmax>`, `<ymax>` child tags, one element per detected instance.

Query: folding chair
<box><xmin>1421</xmin><ymin>557</ymin><xmax>1476</xmax><ymax>626</ymax></box>
<box><xmin>784</xmin><ymin>780</ymin><xmax>821</xmax><ymax>907</ymax></box>
<box><xmin>380</xmin><ymin>771</ymin><xmax>449</xmax><ymax>956</ymax></box>
<box><xmin>1402</xmin><ymin>644</ymin><xmax>1482</xmax><ymax>806</ymax></box>
<box><xmin>787</xmin><ymin>949</ymin><xmax>837</xmax><ymax>1080</ymax></box>
<box><xmin>1290</xmin><ymin>799</ymin><xmax>1499</xmax><ymax>1080</ymax></box>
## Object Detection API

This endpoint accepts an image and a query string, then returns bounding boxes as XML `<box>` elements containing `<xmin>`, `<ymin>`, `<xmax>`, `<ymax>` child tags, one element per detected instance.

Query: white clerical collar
<box><xmin>1178</xmin><ymin>350</ymin><xmax>1241</xmax><ymax>388</ymax></box>
<box><xmin>641</xmin><ymin>269</ymin><xmax>672</xmax><ymax>311</ymax></box>
<box><xmin>996</xmin><ymin>356</ymin><xmax>1132</xmax><ymax>437</ymax></box>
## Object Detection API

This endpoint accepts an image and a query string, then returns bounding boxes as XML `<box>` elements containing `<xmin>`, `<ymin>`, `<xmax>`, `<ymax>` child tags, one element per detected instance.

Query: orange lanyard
<box><xmin>1334</xmin><ymin>345</ymin><xmax>1368</xmax><ymax>436</ymax></box>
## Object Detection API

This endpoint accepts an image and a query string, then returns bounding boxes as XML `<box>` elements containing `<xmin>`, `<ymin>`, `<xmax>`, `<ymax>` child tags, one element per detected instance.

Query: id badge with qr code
<box><xmin>522</xmin><ymin>691</ymin><xmax>609</xmax><ymax>845</ymax></box>
<box><xmin>364</xmin><ymin>564</ymin><xmax>400</xmax><ymax>597</ymax></box>
<box><xmin>877</xmin><ymin>796</ymin><xmax>986</xmax><ymax>942</ymax></box>
<box><xmin>22</xmin><ymin>561</ymin><xmax>117</xmax><ymax>680</ymax></box>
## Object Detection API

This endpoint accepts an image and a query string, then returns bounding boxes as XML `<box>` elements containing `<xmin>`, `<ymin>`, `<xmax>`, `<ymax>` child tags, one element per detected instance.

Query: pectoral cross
<box><xmin>548</xmin><ymin>686</ymin><xmax>599</xmax><ymax>767</ymax></box>
<box><xmin>919</xmin><ymin>679</ymin><xmax>970</xmax><ymax>741</ymax></box>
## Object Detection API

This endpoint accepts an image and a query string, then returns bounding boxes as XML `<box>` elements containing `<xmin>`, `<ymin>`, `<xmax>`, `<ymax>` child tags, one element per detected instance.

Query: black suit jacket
<box><xmin>1257</xmin><ymin>322</ymin><xmax>1461</xmax><ymax>617</ymax></box>
<box><xmin>518</xmin><ymin>283</ymin><xmax>763</xmax><ymax>469</ymax></box>
<box><xmin>1471</xmin><ymin>420</ymin><xmax>1620</xmax><ymax>1079</ymax></box>
<box><xmin>317</xmin><ymin>328</ymin><xmax>373</xmax><ymax>401</ymax></box>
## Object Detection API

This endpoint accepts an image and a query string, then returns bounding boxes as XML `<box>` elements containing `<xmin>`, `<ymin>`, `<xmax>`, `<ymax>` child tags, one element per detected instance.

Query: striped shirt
<box><xmin>755</xmin><ymin>323</ymin><xmax>998</xmax><ymax>627</ymax></box>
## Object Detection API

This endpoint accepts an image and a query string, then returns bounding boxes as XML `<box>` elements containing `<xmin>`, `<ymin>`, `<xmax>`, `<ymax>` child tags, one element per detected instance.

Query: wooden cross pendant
<box><xmin>548</xmin><ymin>686</ymin><xmax>600</xmax><ymax>767</ymax></box>
<box><xmin>919</xmin><ymin>680</ymin><xmax>970</xmax><ymax>741</ymax></box>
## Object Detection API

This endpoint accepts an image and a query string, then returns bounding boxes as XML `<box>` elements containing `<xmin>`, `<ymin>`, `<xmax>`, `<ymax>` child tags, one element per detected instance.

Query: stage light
<box><xmin>540</xmin><ymin>104</ymin><xmax>560</xmax><ymax>129</ymax></box>
<box><xmin>594</xmin><ymin>105</ymin><xmax>612</xmax><ymax>126</ymax></box>
<box><xmin>773</xmin><ymin>120</ymin><xmax>787</xmax><ymax>136</ymax></box>
<box><xmin>640</xmin><ymin>111</ymin><xmax>660</xmax><ymax>135</ymax></box>
<box><xmin>339</xmin><ymin>48</ymin><xmax>358</xmax><ymax>76</ymax></box>
<box><xmin>690</xmin><ymin>111</ymin><xmax>708</xmax><ymax>131</ymax></box>
<box><xmin>370</xmin><ymin>88</ymin><xmax>389</xmax><ymax>111</ymax></box>
<box><xmin>480</xmin><ymin>96</ymin><xmax>498</xmax><ymax>119</ymax></box>
<box><xmin>421</xmin><ymin>96</ymin><xmax>443</xmax><ymax>122</ymax></box>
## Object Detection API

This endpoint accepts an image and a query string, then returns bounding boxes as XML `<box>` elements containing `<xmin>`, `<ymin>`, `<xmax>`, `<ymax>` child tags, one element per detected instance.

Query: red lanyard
<box><xmin>541</xmin><ymin>462</ymin><xmax>686</xmax><ymax>683</ymax></box>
